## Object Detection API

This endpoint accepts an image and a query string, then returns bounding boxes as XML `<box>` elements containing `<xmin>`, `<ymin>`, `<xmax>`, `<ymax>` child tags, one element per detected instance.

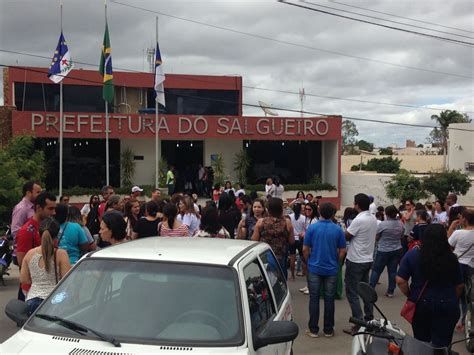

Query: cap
<box><xmin>131</xmin><ymin>186</ymin><xmax>143</xmax><ymax>193</ymax></box>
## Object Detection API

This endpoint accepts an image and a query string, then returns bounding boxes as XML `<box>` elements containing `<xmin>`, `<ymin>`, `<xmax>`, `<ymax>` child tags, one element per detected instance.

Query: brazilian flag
<box><xmin>99</xmin><ymin>23</ymin><xmax>114</xmax><ymax>103</ymax></box>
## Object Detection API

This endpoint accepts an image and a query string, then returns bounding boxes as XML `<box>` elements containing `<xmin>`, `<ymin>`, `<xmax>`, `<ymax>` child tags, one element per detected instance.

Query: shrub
<box><xmin>351</xmin><ymin>156</ymin><xmax>401</xmax><ymax>173</ymax></box>
<box><xmin>422</xmin><ymin>170</ymin><xmax>471</xmax><ymax>202</ymax></box>
<box><xmin>385</xmin><ymin>169</ymin><xmax>428</xmax><ymax>203</ymax></box>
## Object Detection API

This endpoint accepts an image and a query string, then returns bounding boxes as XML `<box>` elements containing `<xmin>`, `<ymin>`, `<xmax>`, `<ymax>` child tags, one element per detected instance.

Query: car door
<box><xmin>240</xmin><ymin>250</ymin><xmax>292</xmax><ymax>355</ymax></box>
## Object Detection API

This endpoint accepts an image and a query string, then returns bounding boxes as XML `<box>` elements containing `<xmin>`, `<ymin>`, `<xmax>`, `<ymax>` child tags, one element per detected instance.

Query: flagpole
<box><xmin>59</xmin><ymin>0</ymin><xmax>64</xmax><ymax>197</ymax></box>
<box><xmin>105</xmin><ymin>0</ymin><xmax>110</xmax><ymax>186</ymax></box>
<box><xmin>155</xmin><ymin>16</ymin><xmax>159</xmax><ymax>189</ymax></box>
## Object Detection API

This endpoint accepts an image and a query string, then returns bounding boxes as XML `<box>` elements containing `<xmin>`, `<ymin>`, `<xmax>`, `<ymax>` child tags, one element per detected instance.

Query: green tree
<box><xmin>120</xmin><ymin>147</ymin><xmax>136</xmax><ymax>189</ymax></box>
<box><xmin>233</xmin><ymin>149</ymin><xmax>251</xmax><ymax>185</ymax></box>
<box><xmin>211</xmin><ymin>154</ymin><xmax>226</xmax><ymax>186</ymax></box>
<box><xmin>0</xmin><ymin>136</ymin><xmax>45</xmax><ymax>223</ymax></box>
<box><xmin>385</xmin><ymin>169</ymin><xmax>428</xmax><ymax>203</ymax></box>
<box><xmin>428</xmin><ymin>110</ymin><xmax>471</xmax><ymax>167</ymax></box>
<box><xmin>351</xmin><ymin>156</ymin><xmax>401</xmax><ymax>173</ymax></box>
<box><xmin>342</xmin><ymin>120</ymin><xmax>359</xmax><ymax>154</ymax></box>
<box><xmin>422</xmin><ymin>170</ymin><xmax>471</xmax><ymax>202</ymax></box>
<box><xmin>356</xmin><ymin>139</ymin><xmax>374</xmax><ymax>152</ymax></box>
<box><xmin>378</xmin><ymin>147</ymin><xmax>393</xmax><ymax>155</ymax></box>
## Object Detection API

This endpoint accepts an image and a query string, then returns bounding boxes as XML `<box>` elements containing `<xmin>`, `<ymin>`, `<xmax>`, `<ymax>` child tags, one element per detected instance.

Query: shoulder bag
<box><xmin>400</xmin><ymin>281</ymin><xmax>428</xmax><ymax>324</ymax></box>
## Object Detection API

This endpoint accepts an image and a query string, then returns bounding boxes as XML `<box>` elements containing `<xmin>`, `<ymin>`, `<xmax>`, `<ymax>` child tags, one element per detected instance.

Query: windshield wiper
<box><xmin>34</xmin><ymin>314</ymin><xmax>121</xmax><ymax>347</ymax></box>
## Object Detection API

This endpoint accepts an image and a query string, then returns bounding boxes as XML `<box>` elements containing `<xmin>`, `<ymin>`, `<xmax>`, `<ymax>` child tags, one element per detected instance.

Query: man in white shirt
<box><xmin>343</xmin><ymin>193</ymin><xmax>378</xmax><ymax>335</ymax></box>
<box><xmin>368</xmin><ymin>195</ymin><xmax>377</xmax><ymax>215</ymax></box>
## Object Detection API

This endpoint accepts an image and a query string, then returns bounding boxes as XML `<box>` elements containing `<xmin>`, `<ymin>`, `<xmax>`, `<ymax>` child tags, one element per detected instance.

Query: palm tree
<box><xmin>430</xmin><ymin>110</ymin><xmax>470</xmax><ymax>170</ymax></box>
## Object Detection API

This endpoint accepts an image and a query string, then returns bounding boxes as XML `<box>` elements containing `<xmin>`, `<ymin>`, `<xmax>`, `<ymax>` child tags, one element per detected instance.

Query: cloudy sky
<box><xmin>0</xmin><ymin>0</ymin><xmax>473</xmax><ymax>147</ymax></box>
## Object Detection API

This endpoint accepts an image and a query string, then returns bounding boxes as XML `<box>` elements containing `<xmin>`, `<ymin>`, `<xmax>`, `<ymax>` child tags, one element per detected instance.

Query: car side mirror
<box><xmin>254</xmin><ymin>320</ymin><xmax>299</xmax><ymax>350</ymax></box>
<box><xmin>5</xmin><ymin>299</ymin><xmax>29</xmax><ymax>327</ymax></box>
<box><xmin>357</xmin><ymin>282</ymin><xmax>377</xmax><ymax>304</ymax></box>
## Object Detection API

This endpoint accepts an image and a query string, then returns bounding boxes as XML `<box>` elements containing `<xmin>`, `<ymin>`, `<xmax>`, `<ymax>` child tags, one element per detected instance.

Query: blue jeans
<box><xmin>413</xmin><ymin>298</ymin><xmax>459</xmax><ymax>348</ymax></box>
<box><xmin>26</xmin><ymin>297</ymin><xmax>44</xmax><ymax>316</ymax></box>
<box><xmin>308</xmin><ymin>272</ymin><xmax>337</xmax><ymax>334</ymax></box>
<box><xmin>345</xmin><ymin>260</ymin><xmax>374</xmax><ymax>321</ymax></box>
<box><xmin>369</xmin><ymin>249</ymin><xmax>402</xmax><ymax>294</ymax></box>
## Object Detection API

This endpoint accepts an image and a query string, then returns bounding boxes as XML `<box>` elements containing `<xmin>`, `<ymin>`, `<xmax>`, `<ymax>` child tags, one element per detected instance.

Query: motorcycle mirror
<box><xmin>357</xmin><ymin>282</ymin><xmax>377</xmax><ymax>304</ymax></box>
<box><xmin>5</xmin><ymin>299</ymin><xmax>29</xmax><ymax>327</ymax></box>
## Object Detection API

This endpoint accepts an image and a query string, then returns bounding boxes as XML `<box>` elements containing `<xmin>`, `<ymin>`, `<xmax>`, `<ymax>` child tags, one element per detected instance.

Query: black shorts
<box><xmin>289</xmin><ymin>239</ymin><xmax>303</xmax><ymax>256</ymax></box>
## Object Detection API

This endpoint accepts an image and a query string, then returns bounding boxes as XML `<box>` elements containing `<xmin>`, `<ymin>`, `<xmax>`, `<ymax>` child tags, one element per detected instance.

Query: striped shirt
<box><xmin>159</xmin><ymin>223</ymin><xmax>189</xmax><ymax>237</ymax></box>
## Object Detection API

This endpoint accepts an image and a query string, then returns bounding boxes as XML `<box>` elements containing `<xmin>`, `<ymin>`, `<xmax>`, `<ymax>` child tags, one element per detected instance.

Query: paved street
<box><xmin>0</xmin><ymin>266</ymin><xmax>470</xmax><ymax>354</ymax></box>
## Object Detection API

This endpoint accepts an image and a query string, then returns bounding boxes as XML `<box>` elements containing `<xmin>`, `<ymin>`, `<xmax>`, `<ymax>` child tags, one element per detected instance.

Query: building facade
<box><xmin>2</xmin><ymin>67</ymin><xmax>342</xmax><ymax>204</ymax></box>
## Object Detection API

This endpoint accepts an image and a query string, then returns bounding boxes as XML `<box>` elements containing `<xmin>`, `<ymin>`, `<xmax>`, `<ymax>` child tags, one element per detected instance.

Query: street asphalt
<box><xmin>0</xmin><ymin>266</ymin><xmax>470</xmax><ymax>354</ymax></box>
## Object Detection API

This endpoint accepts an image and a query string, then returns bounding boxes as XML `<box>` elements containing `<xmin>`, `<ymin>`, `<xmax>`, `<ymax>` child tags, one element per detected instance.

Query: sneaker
<box><xmin>304</xmin><ymin>289</ymin><xmax>309</xmax><ymax>295</ymax></box>
<box><xmin>305</xmin><ymin>329</ymin><xmax>319</xmax><ymax>338</ymax></box>
<box><xmin>343</xmin><ymin>325</ymin><xmax>360</xmax><ymax>336</ymax></box>
<box><xmin>384</xmin><ymin>292</ymin><xmax>394</xmax><ymax>298</ymax></box>
<box><xmin>323</xmin><ymin>330</ymin><xmax>334</xmax><ymax>337</ymax></box>
<box><xmin>296</xmin><ymin>272</ymin><xmax>304</xmax><ymax>276</ymax></box>
<box><xmin>299</xmin><ymin>286</ymin><xmax>308</xmax><ymax>293</ymax></box>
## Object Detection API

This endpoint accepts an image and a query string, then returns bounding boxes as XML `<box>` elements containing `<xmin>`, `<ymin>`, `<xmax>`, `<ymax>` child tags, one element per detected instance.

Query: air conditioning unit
<box><xmin>465</xmin><ymin>162</ymin><xmax>474</xmax><ymax>172</ymax></box>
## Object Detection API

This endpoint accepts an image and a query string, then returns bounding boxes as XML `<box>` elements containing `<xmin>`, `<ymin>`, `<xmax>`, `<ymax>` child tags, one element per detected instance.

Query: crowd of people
<box><xmin>8</xmin><ymin>179</ymin><xmax>474</xmax><ymax>348</ymax></box>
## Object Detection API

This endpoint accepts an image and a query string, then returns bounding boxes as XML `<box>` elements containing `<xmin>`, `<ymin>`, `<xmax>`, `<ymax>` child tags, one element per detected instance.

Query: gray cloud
<box><xmin>0</xmin><ymin>0</ymin><xmax>473</xmax><ymax>146</ymax></box>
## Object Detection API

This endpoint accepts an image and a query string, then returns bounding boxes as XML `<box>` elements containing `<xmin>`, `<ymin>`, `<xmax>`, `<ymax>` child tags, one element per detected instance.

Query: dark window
<box><xmin>260</xmin><ymin>249</ymin><xmax>288</xmax><ymax>310</ymax></box>
<box><xmin>245</xmin><ymin>140</ymin><xmax>322</xmax><ymax>184</ymax></box>
<box><xmin>36</xmin><ymin>138</ymin><xmax>120</xmax><ymax>189</ymax></box>
<box><xmin>243</xmin><ymin>259</ymin><xmax>275</xmax><ymax>331</ymax></box>
<box><xmin>15</xmin><ymin>83</ymin><xmax>112</xmax><ymax>113</ymax></box>
<box><xmin>147</xmin><ymin>88</ymin><xmax>239</xmax><ymax>115</ymax></box>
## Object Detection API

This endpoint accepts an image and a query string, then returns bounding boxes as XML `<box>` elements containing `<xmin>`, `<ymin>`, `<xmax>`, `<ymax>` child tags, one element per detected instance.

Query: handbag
<box><xmin>400</xmin><ymin>281</ymin><xmax>428</xmax><ymax>324</ymax></box>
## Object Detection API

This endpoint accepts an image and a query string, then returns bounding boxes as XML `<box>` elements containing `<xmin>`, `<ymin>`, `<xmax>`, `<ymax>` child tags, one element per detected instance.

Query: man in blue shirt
<box><xmin>303</xmin><ymin>202</ymin><xmax>346</xmax><ymax>338</ymax></box>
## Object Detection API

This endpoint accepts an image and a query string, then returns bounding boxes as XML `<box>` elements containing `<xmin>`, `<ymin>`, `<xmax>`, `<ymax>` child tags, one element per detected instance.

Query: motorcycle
<box><xmin>0</xmin><ymin>224</ymin><xmax>13</xmax><ymax>286</ymax></box>
<box><xmin>350</xmin><ymin>282</ymin><xmax>472</xmax><ymax>355</ymax></box>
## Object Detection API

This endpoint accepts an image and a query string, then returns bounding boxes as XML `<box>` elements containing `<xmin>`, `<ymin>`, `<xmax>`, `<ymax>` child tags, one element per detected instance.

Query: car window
<box><xmin>259</xmin><ymin>249</ymin><xmax>288</xmax><ymax>310</ymax></box>
<box><xmin>243</xmin><ymin>259</ymin><xmax>275</xmax><ymax>332</ymax></box>
<box><xmin>26</xmin><ymin>259</ymin><xmax>244</xmax><ymax>346</ymax></box>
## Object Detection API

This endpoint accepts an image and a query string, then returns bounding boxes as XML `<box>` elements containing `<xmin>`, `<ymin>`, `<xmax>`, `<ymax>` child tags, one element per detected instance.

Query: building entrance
<box><xmin>161</xmin><ymin>140</ymin><xmax>204</xmax><ymax>193</ymax></box>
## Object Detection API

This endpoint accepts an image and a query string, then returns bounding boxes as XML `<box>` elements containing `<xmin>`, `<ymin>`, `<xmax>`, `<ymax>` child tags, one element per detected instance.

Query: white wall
<box><xmin>322</xmin><ymin>140</ymin><xmax>339</xmax><ymax>187</ymax></box>
<box><xmin>448</xmin><ymin>123</ymin><xmax>474</xmax><ymax>176</ymax></box>
<box><xmin>121</xmin><ymin>138</ymin><xmax>156</xmax><ymax>186</ymax></box>
<box><xmin>204</xmin><ymin>139</ymin><xmax>243</xmax><ymax>182</ymax></box>
<box><xmin>341</xmin><ymin>172</ymin><xmax>474</xmax><ymax>209</ymax></box>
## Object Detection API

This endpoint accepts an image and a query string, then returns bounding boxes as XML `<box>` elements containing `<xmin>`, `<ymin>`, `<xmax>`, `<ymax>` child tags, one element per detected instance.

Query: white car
<box><xmin>2</xmin><ymin>238</ymin><xmax>298</xmax><ymax>354</ymax></box>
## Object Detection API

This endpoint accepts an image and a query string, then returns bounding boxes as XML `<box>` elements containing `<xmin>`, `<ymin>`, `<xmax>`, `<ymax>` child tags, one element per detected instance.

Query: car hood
<box><xmin>0</xmin><ymin>329</ymin><xmax>249</xmax><ymax>355</ymax></box>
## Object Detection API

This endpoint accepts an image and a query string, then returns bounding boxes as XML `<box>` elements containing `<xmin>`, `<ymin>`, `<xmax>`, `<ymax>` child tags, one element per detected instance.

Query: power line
<box><xmin>303</xmin><ymin>1</ymin><xmax>474</xmax><ymax>40</ymax></box>
<box><xmin>2</xmin><ymin>64</ymin><xmax>473</xmax><ymax>133</ymax></box>
<box><xmin>330</xmin><ymin>0</ymin><xmax>474</xmax><ymax>34</ymax></box>
<box><xmin>279</xmin><ymin>1</ymin><xmax>474</xmax><ymax>47</ymax></box>
<box><xmin>108</xmin><ymin>0</ymin><xmax>472</xmax><ymax>79</ymax></box>
<box><xmin>2</xmin><ymin>48</ymin><xmax>472</xmax><ymax>115</ymax></box>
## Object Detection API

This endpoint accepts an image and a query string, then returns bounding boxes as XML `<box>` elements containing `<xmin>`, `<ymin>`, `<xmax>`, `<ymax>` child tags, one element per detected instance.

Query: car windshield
<box><xmin>26</xmin><ymin>258</ymin><xmax>243</xmax><ymax>346</ymax></box>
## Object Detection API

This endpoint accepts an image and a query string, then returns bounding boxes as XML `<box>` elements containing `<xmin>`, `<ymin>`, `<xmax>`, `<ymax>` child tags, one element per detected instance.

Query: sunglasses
<box><xmin>305</xmin><ymin>208</ymin><xmax>312</xmax><ymax>211</ymax></box>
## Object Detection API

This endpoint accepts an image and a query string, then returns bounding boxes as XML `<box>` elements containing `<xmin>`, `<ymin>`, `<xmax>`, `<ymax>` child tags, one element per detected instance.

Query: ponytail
<box><xmin>41</xmin><ymin>230</ymin><xmax>55</xmax><ymax>273</ymax></box>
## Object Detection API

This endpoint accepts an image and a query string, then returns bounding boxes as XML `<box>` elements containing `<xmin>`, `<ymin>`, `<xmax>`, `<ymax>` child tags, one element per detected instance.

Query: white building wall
<box><xmin>448</xmin><ymin>123</ymin><xmax>474</xmax><ymax>176</ymax></box>
<box><xmin>204</xmin><ymin>139</ymin><xmax>243</xmax><ymax>182</ymax></box>
<box><xmin>120</xmin><ymin>138</ymin><xmax>156</xmax><ymax>186</ymax></box>
<box><xmin>341</xmin><ymin>172</ymin><xmax>474</xmax><ymax>209</ymax></box>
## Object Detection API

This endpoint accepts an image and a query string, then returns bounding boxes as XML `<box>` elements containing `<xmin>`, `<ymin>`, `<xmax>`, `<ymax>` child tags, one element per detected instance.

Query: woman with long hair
<box><xmin>290</xmin><ymin>191</ymin><xmax>307</xmax><ymax>206</ymax></box>
<box><xmin>158</xmin><ymin>203</ymin><xmax>189</xmax><ymax>237</ymax></box>
<box><xmin>194</xmin><ymin>206</ymin><xmax>230</xmax><ymax>238</ymax></box>
<box><xmin>67</xmin><ymin>206</ymin><xmax>97</xmax><ymax>253</ymax></box>
<box><xmin>252</xmin><ymin>198</ymin><xmax>295</xmax><ymax>279</ymax></box>
<box><xmin>84</xmin><ymin>194</ymin><xmax>100</xmax><ymax>236</ymax></box>
<box><xmin>132</xmin><ymin>201</ymin><xmax>160</xmax><ymax>239</ymax></box>
<box><xmin>105</xmin><ymin>195</ymin><xmax>122</xmax><ymax>214</ymax></box>
<box><xmin>264</xmin><ymin>177</ymin><xmax>275</xmax><ymax>198</ymax></box>
<box><xmin>237</xmin><ymin>198</ymin><xmax>266</xmax><ymax>240</ymax></box>
<box><xmin>432</xmin><ymin>200</ymin><xmax>447</xmax><ymax>225</ymax></box>
<box><xmin>396</xmin><ymin>224</ymin><xmax>464</xmax><ymax>348</ymax></box>
<box><xmin>177</xmin><ymin>196</ymin><xmax>200</xmax><ymax>237</ymax></box>
<box><xmin>124</xmin><ymin>199</ymin><xmax>140</xmax><ymax>240</ymax></box>
<box><xmin>304</xmin><ymin>203</ymin><xmax>319</xmax><ymax>229</ymax></box>
<box><xmin>217</xmin><ymin>192</ymin><xmax>241</xmax><ymax>239</ymax></box>
<box><xmin>100</xmin><ymin>211</ymin><xmax>127</xmax><ymax>245</ymax></box>
<box><xmin>289</xmin><ymin>203</ymin><xmax>306</xmax><ymax>280</ymax></box>
<box><xmin>20</xmin><ymin>218</ymin><xmax>71</xmax><ymax>315</ymax></box>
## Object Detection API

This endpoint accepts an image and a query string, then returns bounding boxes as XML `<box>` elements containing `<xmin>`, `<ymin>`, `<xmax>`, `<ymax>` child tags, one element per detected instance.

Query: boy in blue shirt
<box><xmin>304</xmin><ymin>202</ymin><xmax>346</xmax><ymax>338</ymax></box>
